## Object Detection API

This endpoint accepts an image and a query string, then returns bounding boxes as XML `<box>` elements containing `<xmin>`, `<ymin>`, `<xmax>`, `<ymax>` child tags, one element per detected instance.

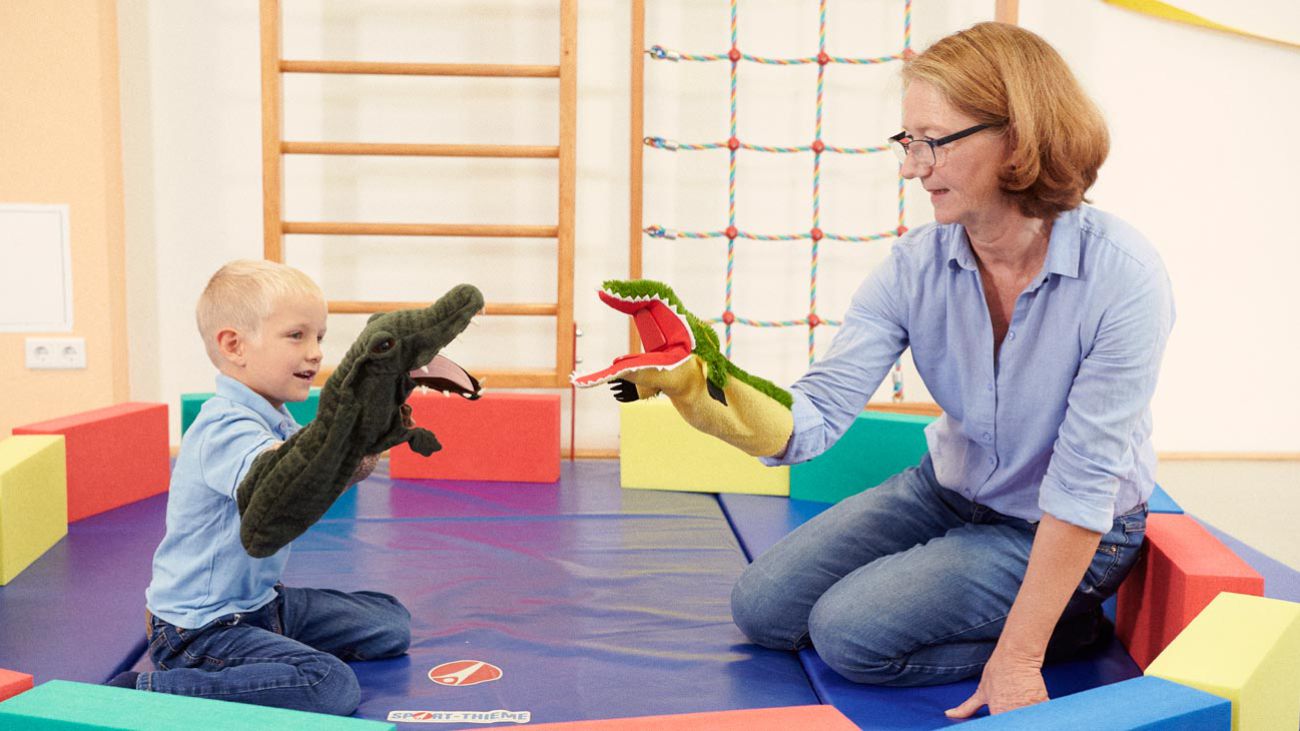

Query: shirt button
<box><xmin>986</xmin><ymin>382</ymin><xmax>994</xmax><ymax>392</ymax></box>
<box><xmin>982</xmin><ymin>432</ymin><xmax>992</xmax><ymax>441</ymax></box>
<box><xmin>987</xmin><ymin>456</ymin><xmax>995</xmax><ymax>465</ymax></box>
<box><xmin>1007</xmin><ymin>331</ymin><xmax>1016</xmax><ymax>341</ymax></box>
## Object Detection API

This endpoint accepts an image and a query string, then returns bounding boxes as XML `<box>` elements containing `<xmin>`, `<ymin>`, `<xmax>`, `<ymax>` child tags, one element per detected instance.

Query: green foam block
<box><xmin>0</xmin><ymin>680</ymin><xmax>394</xmax><ymax>730</ymax></box>
<box><xmin>790</xmin><ymin>411</ymin><xmax>934</xmax><ymax>504</ymax></box>
<box><xmin>181</xmin><ymin>389</ymin><xmax>320</xmax><ymax>437</ymax></box>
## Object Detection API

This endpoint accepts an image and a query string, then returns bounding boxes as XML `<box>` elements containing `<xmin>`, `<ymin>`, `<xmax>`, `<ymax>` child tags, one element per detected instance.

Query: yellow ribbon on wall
<box><xmin>1103</xmin><ymin>0</ymin><xmax>1300</xmax><ymax>51</ymax></box>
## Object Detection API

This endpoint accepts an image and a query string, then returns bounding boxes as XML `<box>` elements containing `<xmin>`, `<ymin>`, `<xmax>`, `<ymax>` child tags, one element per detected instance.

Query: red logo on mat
<box><xmin>428</xmin><ymin>660</ymin><xmax>503</xmax><ymax>687</ymax></box>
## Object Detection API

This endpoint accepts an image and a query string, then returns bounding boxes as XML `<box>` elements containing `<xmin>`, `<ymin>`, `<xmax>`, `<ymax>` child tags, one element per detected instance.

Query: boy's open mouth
<box><xmin>294</xmin><ymin>370</ymin><xmax>317</xmax><ymax>381</ymax></box>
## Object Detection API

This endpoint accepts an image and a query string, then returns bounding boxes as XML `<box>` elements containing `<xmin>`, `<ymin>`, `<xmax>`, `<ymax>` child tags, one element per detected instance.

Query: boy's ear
<box><xmin>215</xmin><ymin>327</ymin><xmax>245</xmax><ymax>366</ymax></box>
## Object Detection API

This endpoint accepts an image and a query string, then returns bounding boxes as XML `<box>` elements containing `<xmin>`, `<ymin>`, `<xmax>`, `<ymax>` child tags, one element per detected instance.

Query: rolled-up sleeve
<box><xmin>762</xmin><ymin>246</ymin><xmax>911</xmax><ymax>466</ymax></box>
<box><xmin>1039</xmin><ymin>265</ymin><xmax>1175</xmax><ymax>532</ymax></box>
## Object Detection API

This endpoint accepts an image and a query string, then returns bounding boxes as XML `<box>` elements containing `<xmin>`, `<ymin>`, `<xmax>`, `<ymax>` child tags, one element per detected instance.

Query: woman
<box><xmin>729</xmin><ymin>22</ymin><xmax>1174</xmax><ymax>718</ymax></box>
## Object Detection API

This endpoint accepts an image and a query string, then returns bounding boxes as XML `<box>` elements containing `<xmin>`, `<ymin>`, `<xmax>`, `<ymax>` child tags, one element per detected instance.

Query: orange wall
<box><xmin>0</xmin><ymin>1</ymin><xmax>129</xmax><ymax>434</ymax></box>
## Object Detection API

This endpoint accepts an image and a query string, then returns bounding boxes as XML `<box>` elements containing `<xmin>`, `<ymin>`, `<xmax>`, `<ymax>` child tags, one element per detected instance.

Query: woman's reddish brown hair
<box><xmin>903</xmin><ymin>22</ymin><xmax>1109</xmax><ymax>219</ymax></box>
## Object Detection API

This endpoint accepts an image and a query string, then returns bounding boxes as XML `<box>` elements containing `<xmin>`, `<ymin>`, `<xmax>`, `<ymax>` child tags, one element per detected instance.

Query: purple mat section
<box><xmin>1200</xmin><ymin>519</ymin><xmax>1300</xmax><ymax>601</ymax></box>
<box><xmin>279</xmin><ymin>460</ymin><xmax>816</xmax><ymax>725</ymax></box>
<box><xmin>0</xmin><ymin>493</ymin><xmax>165</xmax><ymax>684</ymax></box>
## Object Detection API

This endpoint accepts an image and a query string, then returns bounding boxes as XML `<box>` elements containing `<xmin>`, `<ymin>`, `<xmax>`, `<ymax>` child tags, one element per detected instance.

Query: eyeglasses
<box><xmin>888</xmin><ymin>123</ymin><xmax>992</xmax><ymax>167</ymax></box>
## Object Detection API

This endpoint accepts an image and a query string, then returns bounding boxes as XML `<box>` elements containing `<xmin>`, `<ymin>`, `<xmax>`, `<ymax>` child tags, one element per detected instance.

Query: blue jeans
<box><xmin>731</xmin><ymin>456</ymin><xmax>1145</xmax><ymax>687</ymax></box>
<box><xmin>141</xmin><ymin>586</ymin><xmax>410</xmax><ymax>715</ymax></box>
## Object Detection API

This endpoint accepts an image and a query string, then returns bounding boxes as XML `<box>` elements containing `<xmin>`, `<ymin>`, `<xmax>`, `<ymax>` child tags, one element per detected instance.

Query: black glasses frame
<box><xmin>889</xmin><ymin>123</ymin><xmax>992</xmax><ymax>165</ymax></box>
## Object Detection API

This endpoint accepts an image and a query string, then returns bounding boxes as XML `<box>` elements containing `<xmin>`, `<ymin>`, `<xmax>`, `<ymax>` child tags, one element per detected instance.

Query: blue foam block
<box><xmin>1149</xmin><ymin>483</ymin><xmax>1182</xmax><ymax>514</ymax></box>
<box><xmin>283</xmin><ymin>460</ymin><xmax>818</xmax><ymax>724</ymax></box>
<box><xmin>954</xmin><ymin>675</ymin><xmax>1229</xmax><ymax>729</ymax></box>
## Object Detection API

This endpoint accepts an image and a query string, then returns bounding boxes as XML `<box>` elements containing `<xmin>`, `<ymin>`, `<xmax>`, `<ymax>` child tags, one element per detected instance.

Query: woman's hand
<box><xmin>944</xmin><ymin>645</ymin><xmax>1048</xmax><ymax>718</ymax></box>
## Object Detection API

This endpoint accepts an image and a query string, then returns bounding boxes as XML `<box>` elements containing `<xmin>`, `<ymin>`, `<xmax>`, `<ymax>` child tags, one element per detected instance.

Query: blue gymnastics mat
<box><xmin>718</xmin><ymin>491</ymin><xmax>1300</xmax><ymax>729</ymax></box>
<box><xmin>0</xmin><ymin>493</ymin><xmax>166</xmax><ymax>685</ymax></box>
<box><xmin>283</xmin><ymin>460</ymin><xmax>816</xmax><ymax>724</ymax></box>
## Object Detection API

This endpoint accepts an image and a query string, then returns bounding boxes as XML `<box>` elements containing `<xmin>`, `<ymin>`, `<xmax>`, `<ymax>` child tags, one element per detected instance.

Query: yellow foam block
<box><xmin>620</xmin><ymin>399</ymin><xmax>788</xmax><ymax>495</ymax></box>
<box><xmin>0</xmin><ymin>435</ymin><xmax>68</xmax><ymax>585</ymax></box>
<box><xmin>1146</xmin><ymin>592</ymin><xmax>1300</xmax><ymax>730</ymax></box>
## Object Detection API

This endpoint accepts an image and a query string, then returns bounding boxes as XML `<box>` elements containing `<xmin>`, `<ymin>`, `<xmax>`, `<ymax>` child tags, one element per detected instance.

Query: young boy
<box><xmin>107</xmin><ymin>259</ymin><xmax>410</xmax><ymax>716</ymax></box>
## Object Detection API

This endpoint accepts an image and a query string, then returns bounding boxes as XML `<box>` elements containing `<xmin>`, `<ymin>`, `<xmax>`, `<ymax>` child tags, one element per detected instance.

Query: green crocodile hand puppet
<box><xmin>571</xmin><ymin>279</ymin><xmax>794</xmax><ymax>458</ymax></box>
<box><xmin>237</xmin><ymin>283</ymin><xmax>485</xmax><ymax>558</ymax></box>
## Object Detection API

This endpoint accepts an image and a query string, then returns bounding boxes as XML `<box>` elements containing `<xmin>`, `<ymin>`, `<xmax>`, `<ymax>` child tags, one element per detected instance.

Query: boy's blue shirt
<box><xmin>146</xmin><ymin>373</ymin><xmax>301</xmax><ymax>628</ymax></box>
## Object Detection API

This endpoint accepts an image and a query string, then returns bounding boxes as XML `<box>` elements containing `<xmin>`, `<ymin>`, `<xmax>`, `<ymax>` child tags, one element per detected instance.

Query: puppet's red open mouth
<box><xmin>571</xmin><ymin>289</ymin><xmax>695</xmax><ymax>387</ymax></box>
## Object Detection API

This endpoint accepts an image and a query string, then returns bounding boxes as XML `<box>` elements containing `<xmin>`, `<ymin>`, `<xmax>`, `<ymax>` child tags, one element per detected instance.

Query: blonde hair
<box><xmin>903</xmin><ymin>22</ymin><xmax>1109</xmax><ymax>220</ymax></box>
<box><xmin>196</xmin><ymin>259</ymin><xmax>323</xmax><ymax>365</ymax></box>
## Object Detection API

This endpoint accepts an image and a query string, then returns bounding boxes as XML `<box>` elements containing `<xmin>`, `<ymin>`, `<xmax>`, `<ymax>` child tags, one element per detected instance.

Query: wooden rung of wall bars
<box><xmin>281</xmin><ymin>222</ymin><xmax>559</xmax><ymax>238</ymax></box>
<box><xmin>282</xmin><ymin>141</ymin><xmax>561</xmax><ymax>158</ymax></box>
<box><xmin>329</xmin><ymin>301</ymin><xmax>558</xmax><ymax>317</ymax></box>
<box><xmin>280</xmin><ymin>60</ymin><xmax>561</xmax><ymax>78</ymax></box>
<box><xmin>261</xmin><ymin>0</ymin><xmax>577</xmax><ymax>390</ymax></box>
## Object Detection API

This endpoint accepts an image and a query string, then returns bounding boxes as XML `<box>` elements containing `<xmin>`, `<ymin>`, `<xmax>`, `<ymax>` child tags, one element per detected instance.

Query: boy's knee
<box><xmin>380</xmin><ymin>595</ymin><xmax>412</xmax><ymax>656</ymax></box>
<box><xmin>306</xmin><ymin>655</ymin><xmax>361</xmax><ymax>716</ymax></box>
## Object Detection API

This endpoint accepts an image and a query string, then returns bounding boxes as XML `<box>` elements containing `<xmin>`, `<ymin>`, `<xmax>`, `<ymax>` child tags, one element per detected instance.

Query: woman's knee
<box><xmin>807</xmin><ymin>599</ymin><xmax>894</xmax><ymax>685</ymax></box>
<box><xmin>730</xmin><ymin>566</ymin><xmax>805</xmax><ymax>650</ymax></box>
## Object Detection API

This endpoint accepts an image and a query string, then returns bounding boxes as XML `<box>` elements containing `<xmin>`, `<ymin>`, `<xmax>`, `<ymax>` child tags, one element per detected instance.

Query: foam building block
<box><xmin>524</xmin><ymin>704</ymin><xmax>858</xmax><ymax>730</ymax></box>
<box><xmin>0</xmin><ymin>680</ymin><xmax>396</xmax><ymax>730</ymax></box>
<box><xmin>0</xmin><ymin>668</ymin><xmax>34</xmax><ymax>703</ymax></box>
<box><xmin>182</xmin><ymin>389</ymin><xmax>320</xmax><ymax>436</ymax></box>
<box><xmin>619</xmin><ymin>399</ymin><xmax>788</xmax><ymax>496</ymax></box>
<box><xmin>1116</xmin><ymin>514</ymin><xmax>1264</xmax><ymax>670</ymax></box>
<box><xmin>954</xmin><ymin>675</ymin><xmax>1230</xmax><ymax>729</ymax></box>
<box><xmin>1146</xmin><ymin>592</ymin><xmax>1300</xmax><ymax>730</ymax></box>
<box><xmin>13</xmin><ymin>403</ymin><xmax>169</xmax><ymax>523</ymax></box>
<box><xmin>1149</xmin><ymin>483</ymin><xmax>1183</xmax><ymax>514</ymax></box>
<box><xmin>0</xmin><ymin>435</ymin><xmax>68</xmax><ymax>585</ymax></box>
<box><xmin>390</xmin><ymin>392</ymin><xmax>560</xmax><ymax>483</ymax></box>
<box><xmin>790</xmin><ymin>410</ymin><xmax>934</xmax><ymax>503</ymax></box>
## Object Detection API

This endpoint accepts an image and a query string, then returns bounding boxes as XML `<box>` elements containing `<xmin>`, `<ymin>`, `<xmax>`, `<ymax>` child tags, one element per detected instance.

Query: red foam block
<box><xmin>1115</xmin><ymin>513</ymin><xmax>1264</xmax><ymax>669</ymax></box>
<box><xmin>0</xmin><ymin>667</ymin><xmax>34</xmax><ymax>702</ymax></box>
<box><xmin>389</xmin><ymin>392</ymin><xmax>560</xmax><ymax>483</ymax></box>
<box><xmin>13</xmin><ymin>402</ymin><xmax>170</xmax><ymax>522</ymax></box>
<box><xmin>524</xmin><ymin>705</ymin><xmax>858</xmax><ymax>730</ymax></box>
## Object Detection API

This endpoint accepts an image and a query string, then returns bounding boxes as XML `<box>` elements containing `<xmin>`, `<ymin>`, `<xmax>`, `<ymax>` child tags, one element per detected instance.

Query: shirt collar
<box><xmin>215</xmin><ymin>373</ymin><xmax>296</xmax><ymax>433</ymax></box>
<box><xmin>945</xmin><ymin>206</ymin><xmax>1083</xmax><ymax>284</ymax></box>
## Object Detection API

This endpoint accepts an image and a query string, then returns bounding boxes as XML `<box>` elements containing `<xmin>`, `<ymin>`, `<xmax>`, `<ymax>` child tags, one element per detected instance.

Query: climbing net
<box><xmin>643</xmin><ymin>0</ymin><xmax>914</xmax><ymax>400</ymax></box>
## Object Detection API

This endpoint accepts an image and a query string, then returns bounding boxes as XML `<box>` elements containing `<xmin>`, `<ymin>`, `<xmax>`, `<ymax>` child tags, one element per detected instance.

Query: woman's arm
<box><xmin>946</xmin><ymin>513</ymin><xmax>1102</xmax><ymax>717</ymax></box>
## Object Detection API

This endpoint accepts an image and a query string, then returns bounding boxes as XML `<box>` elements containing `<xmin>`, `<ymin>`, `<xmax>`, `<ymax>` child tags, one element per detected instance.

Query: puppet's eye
<box><xmin>371</xmin><ymin>337</ymin><xmax>395</xmax><ymax>354</ymax></box>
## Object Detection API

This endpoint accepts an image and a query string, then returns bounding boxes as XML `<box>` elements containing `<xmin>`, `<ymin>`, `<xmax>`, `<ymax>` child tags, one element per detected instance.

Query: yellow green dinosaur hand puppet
<box><xmin>236</xmin><ymin>284</ymin><xmax>485</xmax><ymax>558</ymax></box>
<box><xmin>572</xmin><ymin>279</ymin><xmax>793</xmax><ymax>458</ymax></box>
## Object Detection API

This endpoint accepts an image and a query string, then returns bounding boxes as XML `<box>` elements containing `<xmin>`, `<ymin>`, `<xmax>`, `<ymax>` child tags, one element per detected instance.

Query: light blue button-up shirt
<box><xmin>764</xmin><ymin>205</ymin><xmax>1174</xmax><ymax>533</ymax></box>
<box><xmin>146</xmin><ymin>374</ymin><xmax>301</xmax><ymax>628</ymax></box>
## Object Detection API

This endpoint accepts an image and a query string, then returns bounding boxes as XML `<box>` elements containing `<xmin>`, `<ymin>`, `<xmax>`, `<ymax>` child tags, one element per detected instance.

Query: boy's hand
<box><xmin>350</xmin><ymin>453</ymin><xmax>381</xmax><ymax>484</ymax></box>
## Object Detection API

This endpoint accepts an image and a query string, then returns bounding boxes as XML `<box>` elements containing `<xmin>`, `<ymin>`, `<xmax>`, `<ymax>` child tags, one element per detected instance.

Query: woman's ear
<box><xmin>216</xmin><ymin>327</ymin><xmax>245</xmax><ymax>367</ymax></box>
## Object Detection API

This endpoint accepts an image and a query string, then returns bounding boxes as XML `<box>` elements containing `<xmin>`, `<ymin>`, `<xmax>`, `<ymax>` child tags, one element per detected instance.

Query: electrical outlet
<box><xmin>25</xmin><ymin>337</ymin><xmax>87</xmax><ymax>369</ymax></box>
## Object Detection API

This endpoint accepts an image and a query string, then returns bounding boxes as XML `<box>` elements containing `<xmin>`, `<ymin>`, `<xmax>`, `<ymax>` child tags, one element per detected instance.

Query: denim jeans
<box><xmin>141</xmin><ymin>586</ymin><xmax>410</xmax><ymax>715</ymax></box>
<box><xmin>731</xmin><ymin>455</ymin><xmax>1146</xmax><ymax>687</ymax></box>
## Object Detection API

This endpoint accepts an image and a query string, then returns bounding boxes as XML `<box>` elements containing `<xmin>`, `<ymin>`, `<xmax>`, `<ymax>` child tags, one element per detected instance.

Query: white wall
<box><xmin>120</xmin><ymin>0</ymin><xmax>1300</xmax><ymax>454</ymax></box>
